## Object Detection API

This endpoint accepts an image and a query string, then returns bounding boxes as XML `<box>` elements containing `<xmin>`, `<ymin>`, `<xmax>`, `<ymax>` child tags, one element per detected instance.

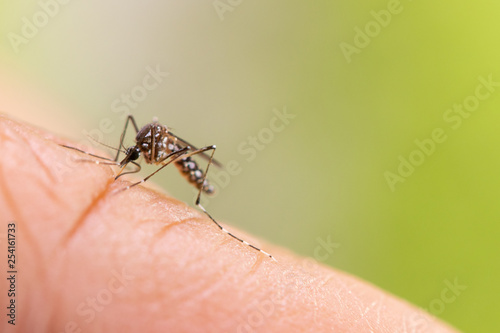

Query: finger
<box><xmin>0</xmin><ymin>114</ymin><xmax>460</xmax><ymax>333</ymax></box>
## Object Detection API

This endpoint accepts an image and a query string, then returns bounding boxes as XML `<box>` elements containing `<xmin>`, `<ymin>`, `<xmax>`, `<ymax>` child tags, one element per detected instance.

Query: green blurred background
<box><xmin>1</xmin><ymin>1</ymin><xmax>499</xmax><ymax>331</ymax></box>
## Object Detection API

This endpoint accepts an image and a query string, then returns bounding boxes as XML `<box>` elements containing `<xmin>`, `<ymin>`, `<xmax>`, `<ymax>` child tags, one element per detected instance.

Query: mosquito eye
<box><xmin>129</xmin><ymin>149</ymin><xmax>140</xmax><ymax>160</ymax></box>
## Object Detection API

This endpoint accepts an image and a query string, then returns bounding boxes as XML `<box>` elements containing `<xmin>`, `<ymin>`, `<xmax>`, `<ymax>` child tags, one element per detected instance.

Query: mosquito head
<box><xmin>120</xmin><ymin>146</ymin><xmax>141</xmax><ymax>167</ymax></box>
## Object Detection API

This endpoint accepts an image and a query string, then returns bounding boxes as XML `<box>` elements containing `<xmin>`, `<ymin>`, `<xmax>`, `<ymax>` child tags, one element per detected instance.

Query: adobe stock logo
<box><xmin>213</xmin><ymin>0</ymin><xmax>243</xmax><ymax>21</ymax></box>
<box><xmin>7</xmin><ymin>0</ymin><xmax>72</xmax><ymax>54</ymax></box>
<box><xmin>59</xmin><ymin>266</ymin><xmax>135</xmax><ymax>333</ymax></box>
<box><xmin>50</xmin><ymin>64</ymin><xmax>169</xmax><ymax>184</ymax></box>
<box><xmin>110</xmin><ymin>65</ymin><xmax>169</xmax><ymax>120</ymax></box>
<box><xmin>339</xmin><ymin>0</ymin><xmax>408</xmax><ymax>63</ymax></box>
<box><xmin>194</xmin><ymin>106</ymin><xmax>296</xmax><ymax>206</ymax></box>
<box><xmin>397</xmin><ymin>277</ymin><xmax>466</xmax><ymax>332</ymax></box>
<box><xmin>385</xmin><ymin>74</ymin><xmax>499</xmax><ymax>192</ymax></box>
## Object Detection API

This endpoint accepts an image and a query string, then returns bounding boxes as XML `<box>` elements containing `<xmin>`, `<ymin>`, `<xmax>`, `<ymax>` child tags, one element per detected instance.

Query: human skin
<box><xmin>0</xmin><ymin>114</ymin><xmax>460</xmax><ymax>333</ymax></box>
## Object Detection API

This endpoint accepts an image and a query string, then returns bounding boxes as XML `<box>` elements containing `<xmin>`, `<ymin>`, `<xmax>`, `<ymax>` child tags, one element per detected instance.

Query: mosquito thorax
<box><xmin>135</xmin><ymin>123</ymin><xmax>170</xmax><ymax>163</ymax></box>
<box><xmin>135</xmin><ymin>123</ymin><xmax>169</xmax><ymax>142</ymax></box>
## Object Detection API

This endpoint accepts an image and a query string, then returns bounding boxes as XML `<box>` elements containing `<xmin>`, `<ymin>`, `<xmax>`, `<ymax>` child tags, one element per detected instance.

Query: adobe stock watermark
<box><xmin>110</xmin><ymin>65</ymin><xmax>169</xmax><ymax>120</ymax></box>
<box><xmin>339</xmin><ymin>0</ymin><xmax>409</xmax><ymax>64</ymax></box>
<box><xmin>52</xmin><ymin>64</ymin><xmax>169</xmax><ymax>183</ymax></box>
<box><xmin>194</xmin><ymin>106</ymin><xmax>296</xmax><ymax>206</ymax></box>
<box><xmin>59</xmin><ymin>265</ymin><xmax>136</xmax><ymax>333</ymax></box>
<box><xmin>236</xmin><ymin>235</ymin><xmax>340</xmax><ymax>333</ymax></box>
<box><xmin>213</xmin><ymin>0</ymin><xmax>243</xmax><ymax>21</ymax></box>
<box><xmin>7</xmin><ymin>0</ymin><xmax>72</xmax><ymax>54</ymax></box>
<box><xmin>397</xmin><ymin>277</ymin><xmax>467</xmax><ymax>332</ymax></box>
<box><xmin>385</xmin><ymin>74</ymin><xmax>499</xmax><ymax>192</ymax></box>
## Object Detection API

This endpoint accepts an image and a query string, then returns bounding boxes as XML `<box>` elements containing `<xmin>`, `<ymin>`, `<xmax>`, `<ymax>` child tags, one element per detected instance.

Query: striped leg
<box><xmin>60</xmin><ymin>144</ymin><xmax>143</xmax><ymax>175</ymax></box>
<box><xmin>60</xmin><ymin>145</ymin><xmax>119</xmax><ymax>166</ymax></box>
<box><xmin>114</xmin><ymin>115</ymin><xmax>139</xmax><ymax>162</ymax></box>
<box><xmin>115</xmin><ymin>144</ymin><xmax>277</xmax><ymax>261</ymax></box>
<box><xmin>192</xmin><ymin>146</ymin><xmax>277</xmax><ymax>262</ymax></box>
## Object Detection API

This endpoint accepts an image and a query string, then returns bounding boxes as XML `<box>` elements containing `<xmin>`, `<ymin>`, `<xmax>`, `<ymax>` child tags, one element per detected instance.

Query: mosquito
<box><xmin>61</xmin><ymin>115</ymin><xmax>276</xmax><ymax>261</ymax></box>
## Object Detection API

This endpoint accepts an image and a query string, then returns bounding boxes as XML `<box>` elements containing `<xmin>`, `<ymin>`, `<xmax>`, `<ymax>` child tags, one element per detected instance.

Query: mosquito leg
<box><xmin>115</xmin><ymin>161</ymin><xmax>141</xmax><ymax>179</ymax></box>
<box><xmin>192</xmin><ymin>146</ymin><xmax>277</xmax><ymax>262</ymax></box>
<box><xmin>119</xmin><ymin>145</ymin><xmax>217</xmax><ymax>190</ymax></box>
<box><xmin>114</xmin><ymin>147</ymin><xmax>191</xmax><ymax>192</ymax></box>
<box><xmin>199</xmin><ymin>202</ymin><xmax>277</xmax><ymax>262</ymax></box>
<box><xmin>114</xmin><ymin>115</ymin><xmax>140</xmax><ymax>162</ymax></box>
<box><xmin>60</xmin><ymin>145</ymin><xmax>119</xmax><ymax>165</ymax></box>
<box><xmin>114</xmin><ymin>144</ymin><xmax>276</xmax><ymax>261</ymax></box>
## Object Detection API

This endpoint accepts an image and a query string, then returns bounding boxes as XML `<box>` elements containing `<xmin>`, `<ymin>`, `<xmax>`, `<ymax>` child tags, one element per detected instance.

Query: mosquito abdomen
<box><xmin>175</xmin><ymin>156</ymin><xmax>215</xmax><ymax>194</ymax></box>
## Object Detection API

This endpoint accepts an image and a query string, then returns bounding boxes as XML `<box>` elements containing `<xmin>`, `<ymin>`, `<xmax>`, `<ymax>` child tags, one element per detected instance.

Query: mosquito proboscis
<box><xmin>61</xmin><ymin>115</ymin><xmax>276</xmax><ymax>262</ymax></box>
